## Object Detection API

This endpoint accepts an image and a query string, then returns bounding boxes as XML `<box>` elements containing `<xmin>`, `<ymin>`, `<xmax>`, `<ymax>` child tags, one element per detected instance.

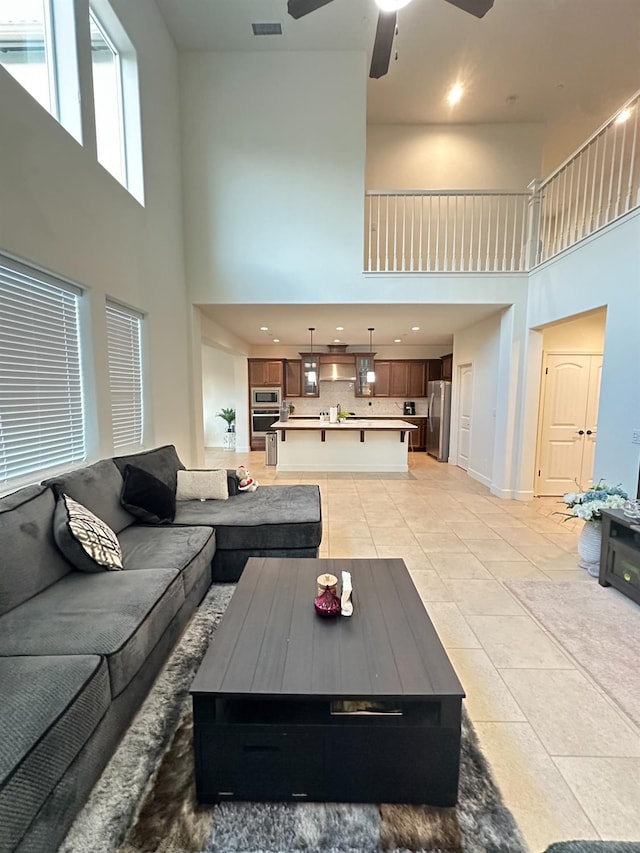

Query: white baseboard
<box><xmin>513</xmin><ymin>489</ymin><xmax>534</xmax><ymax>502</ymax></box>
<box><xmin>467</xmin><ymin>468</ymin><xmax>491</xmax><ymax>488</ymax></box>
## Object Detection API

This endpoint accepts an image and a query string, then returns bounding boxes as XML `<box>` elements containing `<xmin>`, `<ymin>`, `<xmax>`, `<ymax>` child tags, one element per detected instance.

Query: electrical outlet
<box><xmin>633</xmin><ymin>430</ymin><xmax>640</xmax><ymax>445</ymax></box>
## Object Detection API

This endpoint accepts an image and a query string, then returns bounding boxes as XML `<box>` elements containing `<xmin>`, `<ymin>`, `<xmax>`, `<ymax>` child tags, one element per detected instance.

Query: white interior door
<box><xmin>457</xmin><ymin>364</ymin><xmax>473</xmax><ymax>471</ymax></box>
<box><xmin>536</xmin><ymin>353</ymin><xmax>602</xmax><ymax>495</ymax></box>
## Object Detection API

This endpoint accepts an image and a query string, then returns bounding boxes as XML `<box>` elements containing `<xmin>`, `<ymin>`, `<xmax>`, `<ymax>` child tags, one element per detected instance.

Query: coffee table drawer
<box><xmin>326</xmin><ymin>726</ymin><xmax>461</xmax><ymax>806</ymax></box>
<box><xmin>195</xmin><ymin>725</ymin><xmax>324</xmax><ymax>802</ymax></box>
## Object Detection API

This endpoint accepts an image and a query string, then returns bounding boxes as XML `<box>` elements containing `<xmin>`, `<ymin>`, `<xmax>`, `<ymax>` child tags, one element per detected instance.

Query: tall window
<box><xmin>0</xmin><ymin>0</ymin><xmax>56</xmax><ymax>114</ymax></box>
<box><xmin>90</xmin><ymin>9</ymin><xmax>126</xmax><ymax>185</ymax></box>
<box><xmin>0</xmin><ymin>257</ymin><xmax>85</xmax><ymax>489</ymax></box>
<box><xmin>106</xmin><ymin>301</ymin><xmax>143</xmax><ymax>450</ymax></box>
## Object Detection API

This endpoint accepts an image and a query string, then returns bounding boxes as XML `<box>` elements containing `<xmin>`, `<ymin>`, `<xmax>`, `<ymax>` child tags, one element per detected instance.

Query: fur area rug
<box><xmin>117</xmin><ymin>707</ymin><xmax>526</xmax><ymax>853</ymax></box>
<box><xmin>543</xmin><ymin>843</ymin><xmax>640</xmax><ymax>852</ymax></box>
<box><xmin>61</xmin><ymin>583</ymin><xmax>527</xmax><ymax>853</ymax></box>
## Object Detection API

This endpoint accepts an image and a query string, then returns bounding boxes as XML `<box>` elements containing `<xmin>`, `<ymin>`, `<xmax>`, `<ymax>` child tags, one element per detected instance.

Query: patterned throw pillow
<box><xmin>53</xmin><ymin>493</ymin><xmax>123</xmax><ymax>572</ymax></box>
<box><xmin>175</xmin><ymin>469</ymin><xmax>229</xmax><ymax>501</ymax></box>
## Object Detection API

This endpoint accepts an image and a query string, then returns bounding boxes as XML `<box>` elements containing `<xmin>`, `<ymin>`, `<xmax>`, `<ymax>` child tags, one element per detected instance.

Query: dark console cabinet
<box><xmin>599</xmin><ymin>509</ymin><xmax>640</xmax><ymax>605</ymax></box>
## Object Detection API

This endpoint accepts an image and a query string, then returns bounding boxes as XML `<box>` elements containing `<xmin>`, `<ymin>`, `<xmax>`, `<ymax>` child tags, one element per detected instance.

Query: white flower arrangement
<box><xmin>561</xmin><ymin>480</ymin><xmax>628</xmax><ymax>522</ymax></box>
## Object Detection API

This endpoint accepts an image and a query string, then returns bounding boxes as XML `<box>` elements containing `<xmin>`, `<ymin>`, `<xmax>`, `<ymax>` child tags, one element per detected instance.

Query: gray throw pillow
<box><xmin>53</xmin><ymin>493</ymin><xmax>123</xmax><ymax>572</ymax></box>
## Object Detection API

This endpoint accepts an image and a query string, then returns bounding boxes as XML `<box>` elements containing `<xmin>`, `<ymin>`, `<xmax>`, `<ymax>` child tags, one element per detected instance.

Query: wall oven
<box><xmin>251</xmin><ymin>408</ymin><xmax>280</xmax><ymax>438</ymax></box>
<box><xmin>252</xmin><ymin>387</ymin><xmax>281</xmax><ymax>407</ymax></box>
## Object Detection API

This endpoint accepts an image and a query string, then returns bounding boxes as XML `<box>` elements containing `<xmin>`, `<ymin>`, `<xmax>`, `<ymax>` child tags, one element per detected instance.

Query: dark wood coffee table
<box><xmin>191</xmin><ymin>557</ymin><xmax>465</xmax><ymax>806</ymax></box>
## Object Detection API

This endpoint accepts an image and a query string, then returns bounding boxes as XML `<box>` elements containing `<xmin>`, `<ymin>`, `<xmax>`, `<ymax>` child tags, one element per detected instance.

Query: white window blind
<box><xmin>106</xmin><ymin>301</ymin><xmax>143</xmax><ymax>450</ymax></box>
<box><xmin>0</xmin><ymin>259</ymin><xmax>85</xmax><ymax>487</ymax></box>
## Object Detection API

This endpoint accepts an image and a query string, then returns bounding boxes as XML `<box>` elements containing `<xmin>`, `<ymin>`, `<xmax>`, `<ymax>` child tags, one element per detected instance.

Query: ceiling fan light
<box><xmin>374</xmin><ymin>0</ymin><xmax>412</xmax><ymax>11</ymax></box>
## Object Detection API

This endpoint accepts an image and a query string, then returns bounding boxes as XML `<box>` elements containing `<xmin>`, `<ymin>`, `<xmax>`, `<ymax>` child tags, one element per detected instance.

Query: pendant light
<box><xmin>366</xmin><ymin>328</ymin><xmax>376</xmax><ymax>383</ymax></box>
<box><xmin>307</xmin><ymin>327</ymin><xmax>317</xmax><ymax>386</ymax></box>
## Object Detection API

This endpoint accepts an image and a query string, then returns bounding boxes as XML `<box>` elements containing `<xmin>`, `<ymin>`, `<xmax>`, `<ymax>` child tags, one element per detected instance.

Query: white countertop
<box><xmin>271</xmin><ymin>418</ymin><xmax>417</xmax><ymax>430</ymax></box>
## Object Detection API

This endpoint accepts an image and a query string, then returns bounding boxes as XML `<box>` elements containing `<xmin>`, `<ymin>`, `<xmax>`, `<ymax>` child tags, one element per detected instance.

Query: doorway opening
<box><xmin>534</xmin><ymin>309</ymin><xmax>606</xmax><ymax>496</ymax></box>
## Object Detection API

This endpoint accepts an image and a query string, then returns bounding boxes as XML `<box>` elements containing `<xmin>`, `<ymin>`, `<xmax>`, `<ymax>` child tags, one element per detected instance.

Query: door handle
<box><xmin>576</xmin><ymin>430</ymin><xmax>585</xmax><ymax>435</ymax></box>
<box><xmin>586</xmin><ymin>429</ymin><xmax>596</xmax><ymax>436</ymax></box>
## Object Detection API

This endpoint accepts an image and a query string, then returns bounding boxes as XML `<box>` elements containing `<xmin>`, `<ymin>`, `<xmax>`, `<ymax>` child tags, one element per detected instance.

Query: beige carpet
<box><xmin>506</xmin><ymin>580</ymin><xmax>640</xmax><ymax>729</ymax></box>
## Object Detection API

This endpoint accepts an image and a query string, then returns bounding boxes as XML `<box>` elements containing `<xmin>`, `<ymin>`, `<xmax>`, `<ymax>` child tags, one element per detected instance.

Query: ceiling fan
<box><xmin>287</xmin><ymin>0</ymin><xmax>494</xmax><ymax>79</ymax></box>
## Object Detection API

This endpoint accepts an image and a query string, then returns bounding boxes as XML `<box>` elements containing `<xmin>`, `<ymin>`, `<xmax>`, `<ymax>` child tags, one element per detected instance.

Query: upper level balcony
<box><xmin>365</xmin><ymin>90</ymin><xmax>640</xmax><ymax>275</ymax></box>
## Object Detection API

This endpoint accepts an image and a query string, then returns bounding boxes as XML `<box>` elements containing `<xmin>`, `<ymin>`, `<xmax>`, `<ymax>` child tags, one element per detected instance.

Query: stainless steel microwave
<box><xmin>252</xmin><ymin>387</ymin><xmax>281</xmax><ymax>406</ymax></box>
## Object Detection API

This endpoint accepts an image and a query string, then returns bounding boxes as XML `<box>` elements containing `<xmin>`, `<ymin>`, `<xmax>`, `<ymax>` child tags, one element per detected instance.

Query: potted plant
<box><xmin>560</xmin><ymin>480</ymin><xmax>628</xmax><ymax>576</ymax></box>
<box><xmin>217</xmin><ymin>407</ymin><xmax>236</xmax><ymax>433</ymax></box>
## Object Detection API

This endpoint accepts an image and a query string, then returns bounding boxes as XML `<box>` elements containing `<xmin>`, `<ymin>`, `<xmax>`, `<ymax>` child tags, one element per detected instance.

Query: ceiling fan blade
<box><xmin>443</xmin><ymin>0</ymin><xmax>494</xmax><ymax>18</ymax></box>
<box><xmin>369</xmin><ymin>11</ymin><xmax>397</xmax><ymax>79</ymax></box>
<box><xmin>287</xmin><ymin>0</ymin><xmax>335</xmax><ymax>19</ymax></box>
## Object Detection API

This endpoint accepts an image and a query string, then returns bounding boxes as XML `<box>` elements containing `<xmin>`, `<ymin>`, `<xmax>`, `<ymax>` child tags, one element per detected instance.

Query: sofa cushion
<box><xmin>53</xmin><ymin>494</ymin><xmax>124</xmax><ymax>572</ymax></box>
<box><xmin>173</xmin><ymin>485</ymin><xmax>322</xmax><ymax>551</ymax></box>
<box><xmin>176</xmin><ymin>469</ymin><xmax>229</xmax><ymax>501</ymax></box>
<box><xmin>45</xmin><ymin>457</ymin><xmax>135</xmax><ymax>535</ymax></box>
<box><xmin>118</xmin><ymin>525</ymin><xmax>216</xmax><ymax>597</ymax></box>
<box><xmin>121</xmin><ymin>464</ymin><xmax>176</xmax><ymax>524</ymax></box>
<box><xmin>113</xmin><ymin>444</ymin><xmax>185</xmax><ymax>494</ymax></box>
<box><xmin>0</xmin><ymin>655</ymin><xmax>110</xmax><ymax>852</ymax></box>
<box><xmin>0</xmin><ymin>569</ymin><xmax>184</xmax><ymax>698</ymax></box>
<box><xmin>0</xmin><ymin>485</ymin><xmax>72</xmax><ymax>616</ymax></box>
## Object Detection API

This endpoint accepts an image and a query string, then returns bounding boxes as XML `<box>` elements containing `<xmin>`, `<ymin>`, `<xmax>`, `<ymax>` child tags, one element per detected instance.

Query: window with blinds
<box><xmin>0</xmin><ymin>258</ymin><xmax>86</xmax><ymax>488</ymax></box>
<box><xmin>106</xmin><ymin>301</ymin><xmax>143</xmax><ymax>450</ymax></box>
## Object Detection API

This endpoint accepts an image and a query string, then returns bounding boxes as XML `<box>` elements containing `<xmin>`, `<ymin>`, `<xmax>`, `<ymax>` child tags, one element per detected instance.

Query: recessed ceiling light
<box><xmin>333</xmin><ymin>339</ymin><xmax>341</xmax><ymax>343</ymax></box>
<box><xmin>447</xmin><ymin>83</ymin><xmax>463</xmax><ymax>106</ymax></box>
<box><xmin>273</xmin><ymin>338</ymin><xmax>280</xmax><ymax>343</ymax></box>
<box><xmin>411</xmin><ymin>326</ymin><xmax>420</xmax><ymax>331</ymax></box>
<box><xmin>260</xmin><ymin>326</ymin><xmax>268</xmax><ymax>331</ymax></box>
<box><xmin>375</xmin><ymin>0</ymin><xmax>412</xmax><ymax>10</ymax></box>
<box><xmin>336</xmin><ymin>326</ymin><xmax>344</xmax><ymax>331</ymax></box>
<box><xmin>616</xmin><ymin>108</ymin><xmax>632</xmax><ymax>124</ymax></box>
<box><xmin>394</xmin><ymin>339</ymin><xmax>401</xmax><ymax>343</ymax></box>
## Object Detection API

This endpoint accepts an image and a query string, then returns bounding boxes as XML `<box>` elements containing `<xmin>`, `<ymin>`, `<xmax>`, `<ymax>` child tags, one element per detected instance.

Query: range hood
<box><xmin>319</xmin><ymin>362</ymin><xmax>357</xmax><ymax>382</ymax></box>
<box><xmin>315</xmin><ymin>343</ymin><xmax>357</xmax><ymax>382</ymax></box>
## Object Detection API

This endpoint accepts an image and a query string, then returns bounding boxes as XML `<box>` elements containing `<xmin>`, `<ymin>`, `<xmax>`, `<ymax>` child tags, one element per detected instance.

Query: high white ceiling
<box><xmin>155</xmin><ymin>0</ymin><xmax>639</xmax><ymax>350</ymax></box>
<box><xmin>155</xmin><ymin>0</ymin><xmax>640</xmax><ymax>125</ymax></box>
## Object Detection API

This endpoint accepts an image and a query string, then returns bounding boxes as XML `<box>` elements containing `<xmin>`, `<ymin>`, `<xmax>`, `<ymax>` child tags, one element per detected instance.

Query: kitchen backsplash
<box><xmin>282</xmin><ymin>381</ymin><xmax>429</xmax><ymax>417</ymax></box>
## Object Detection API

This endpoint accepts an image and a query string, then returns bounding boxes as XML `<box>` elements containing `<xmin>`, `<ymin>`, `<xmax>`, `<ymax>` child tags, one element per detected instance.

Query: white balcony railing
<box><xmin>365</xmin><ymin>90</ymin><xmax>640</xmax><ymax>274</ymax></box>
<box><xmin>365</xmin><ymin>191</ymin><xmax>530</xmax><ymax>273</ymax></box>
<box><xmin>536</xmin><ymin>91</ymin><xmax>640</xmax><ymax>265</ymax></box>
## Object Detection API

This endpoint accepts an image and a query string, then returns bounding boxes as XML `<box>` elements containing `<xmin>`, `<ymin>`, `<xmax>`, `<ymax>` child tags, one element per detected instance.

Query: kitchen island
<box><xmin>270</xmin><ymin>418</ymin><xmax>417</xmax><ymax>472</ymax></box>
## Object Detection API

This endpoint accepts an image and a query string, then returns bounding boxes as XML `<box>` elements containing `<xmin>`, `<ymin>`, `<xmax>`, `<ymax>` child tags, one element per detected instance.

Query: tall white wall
<box><xmin>180</xmin><ymin>51</ymin><xmax>367</xmax><ymax>303</ymax></box>
<box><xmin>0</xmin><ymin>0</ymin><xmax>194</xmax><ymax>463</ymax></box>
<box><xmin>366</xmin><ymin>123</ymin><xmax>544</xmax><ymax>190</ymax></box>
<box><xmin>522</xmin><ymin>212</ymin><xmax>640</xmax><ymax>497</ymax></box>
<box><xmin>451</xmin><ymin>312</ymin><xmax>502</xmax><ymax>487</ymax></box>
<box><xmin>202</xmin><ymin>346</ymin><xmax>237</xmax><ymax>447</ymax></box>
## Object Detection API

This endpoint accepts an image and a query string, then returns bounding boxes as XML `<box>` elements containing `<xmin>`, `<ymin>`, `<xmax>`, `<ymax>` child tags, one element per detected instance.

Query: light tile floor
<box><xmin>205</xmin><ymin>448</ymin><xmax>640</xmax><ymax>853</ymax></box>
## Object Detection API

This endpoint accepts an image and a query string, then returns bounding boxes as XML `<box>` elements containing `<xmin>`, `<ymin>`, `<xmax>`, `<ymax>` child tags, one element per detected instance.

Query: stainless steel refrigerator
<box><xmin>427</xmin><ymin>380</ymin><xmax>452</xmax><ymax>462</ymax></box>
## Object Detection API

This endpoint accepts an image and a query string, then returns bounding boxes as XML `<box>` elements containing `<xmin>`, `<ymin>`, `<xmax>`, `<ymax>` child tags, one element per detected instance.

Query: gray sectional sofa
<box><xmin>0</xmin><ymin>445</ymin><xmax>322</xmax><ymax>853</ymax></box>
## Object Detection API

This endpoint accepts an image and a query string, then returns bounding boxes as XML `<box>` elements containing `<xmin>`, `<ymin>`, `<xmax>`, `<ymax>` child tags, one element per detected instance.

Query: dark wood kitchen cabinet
<box><xmin>404</xmin><ymin>418</ymin><xmax>426</xmax><ymax>451</ymax></box>
<box><xmin>440</xmin><ymin>354</ymin><xmax>453</xmax><ymax>381</ymax></box>
<box><xmin>425</xmin><ymin>359</ymin><xmax>442</xmax><ymax>384</ymax></box>
<box><xmin>284</xmin><ymin>360</ymin><xmax>302</xmax><ymax>397</ymax></box>
<box><xmin>249</xmin><ymin>360</ymin><xmax>283</xmax><ymax>387</ymax></box>
<box><xmin>372</xmin><ymin>361</ymin><xmax>391</xmax><ymax>396</ymax></box>
<box><xmin>374</xmin><ymin>361</ymin><xmax>426</xmax><ymax>398</ymax></box>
